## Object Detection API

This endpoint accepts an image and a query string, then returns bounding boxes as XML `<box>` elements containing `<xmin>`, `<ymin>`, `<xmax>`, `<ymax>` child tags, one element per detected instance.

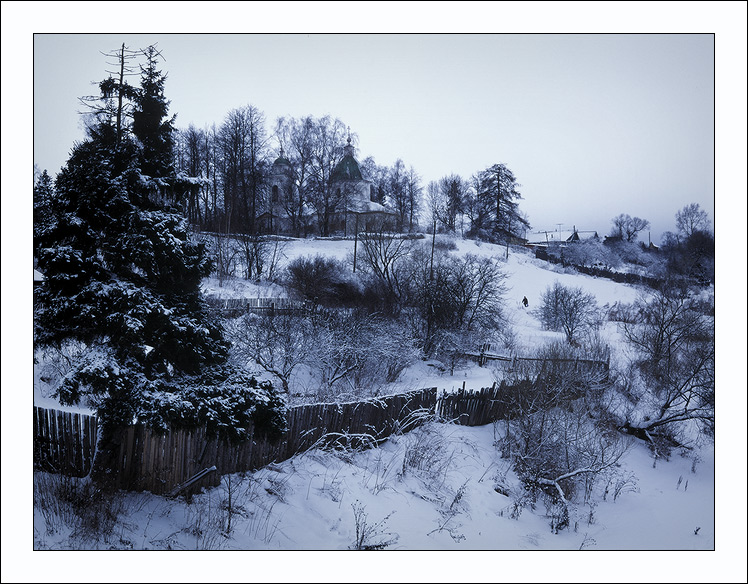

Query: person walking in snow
<box><xmin>522</xmin><ymin>296</ymin><xmax>528</xmax><ymax>308</ymax></box>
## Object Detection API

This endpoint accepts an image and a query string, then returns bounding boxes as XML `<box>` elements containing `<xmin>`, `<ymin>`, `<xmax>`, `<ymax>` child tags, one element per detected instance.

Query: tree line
<box><xmin>172</xmin><ymin>115</ymin><xmax>530</xmax><ymax>243</ymax></box>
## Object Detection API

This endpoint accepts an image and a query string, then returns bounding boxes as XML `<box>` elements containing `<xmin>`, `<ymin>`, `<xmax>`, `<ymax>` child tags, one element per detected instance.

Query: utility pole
<box><xmin>353</xmin><ymin>213</ymin><xmax>359</xmax><ymax>273</ymax></box>
<box><xmin>430</xmin><ymin>216</ymin><xmax>436</xmax><ymax>281</ymax></box>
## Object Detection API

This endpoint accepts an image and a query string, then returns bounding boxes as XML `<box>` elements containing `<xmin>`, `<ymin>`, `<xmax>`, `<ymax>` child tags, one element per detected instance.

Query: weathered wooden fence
<box><xmin>463</xmin><ymin>351</ymin><xmax>609</xmax><ymax>376</ymax></box>
<box><xmin>33</xmin><ymin>406</ymin><xmax>98</xmax><ymax>477</ymax></box>
<box><xmin>33</xmin><ymin>370</ymin><xmax>602</xmax><ymax>495</ymax></box>
<box><xmin>438</xmin><ymin>384</ymin><xmax>509</xmax><ymax>426</ymax></box>
<box><xmin>89</xmin><ymin>387</ymin><xmax>438</xmax><ymax>495</ymax></box>
<box><xmin>205</xmin><ymin>296</ymin><xmax>312</xmax><ymax>316</ymax></box>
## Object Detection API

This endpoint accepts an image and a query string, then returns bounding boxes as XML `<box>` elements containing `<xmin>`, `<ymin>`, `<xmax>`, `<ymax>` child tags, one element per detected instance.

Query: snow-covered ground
<box><xmin>32</xmin><ymin>420</ymin><xmax>714</xmax><ymax>552</ymax></box>
<box><xmin>17</xmin><ymin>237</ymin><xmax>746</xmax><ymax>582</ymax></box>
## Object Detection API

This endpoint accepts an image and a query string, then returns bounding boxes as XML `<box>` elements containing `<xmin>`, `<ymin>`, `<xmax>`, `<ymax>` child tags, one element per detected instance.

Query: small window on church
<box><xmin>370</xmin><ymin>185</ymin><xmax>375</xmax><ymax>202</ymax></box>
<box><xmin>272</xmin><ymin>185</ymin><xmax>279</xmax><ymax>203</ymax></box>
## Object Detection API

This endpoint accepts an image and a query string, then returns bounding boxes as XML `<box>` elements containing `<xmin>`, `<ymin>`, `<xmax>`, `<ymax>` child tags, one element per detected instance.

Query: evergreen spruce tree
<box><xmin>476</xmin><ymin>163</ymin><xmax>530</xmax><ymax>241</ymax></box>
<box><xmin>33</xmin><ymin>169</ymin><xmax>56</xmax><ymax>243</ymax></box>
<box><xmin>131</xmin><ymin>45</ymin><xmax>175</xmax><ymax>183</ymax></box>
<box><xmin>34</xmin><ymin>45</ymin><xmax>285</xmax><ymax>480</ymax></box>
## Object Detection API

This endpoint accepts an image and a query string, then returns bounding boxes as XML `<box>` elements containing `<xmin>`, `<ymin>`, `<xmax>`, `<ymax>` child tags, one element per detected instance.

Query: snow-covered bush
<box><xmin>142</xmin><ymin>368</ymin><xmax>287</xmax><ymax>442</ymax></box>
<box><xmin>285</xmin><ymin>254</ymin><xmax>360</xmax><ymax>307</ymax></box>
<box><xmin>498</xmin><ymin>399</ymin><xmax>630</xmax><ymax>532</ymax></box>
<box><xmin>350</xmin><ymin>500</ymin><xmax>399</xmax><ymax>550</ymax></box>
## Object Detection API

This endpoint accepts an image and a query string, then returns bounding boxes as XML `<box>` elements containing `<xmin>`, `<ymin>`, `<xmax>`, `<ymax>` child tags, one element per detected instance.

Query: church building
<box><xmin>263</xmin><ymin>134</ymin><xmax>394</xmax><ymax>236</ymax></box>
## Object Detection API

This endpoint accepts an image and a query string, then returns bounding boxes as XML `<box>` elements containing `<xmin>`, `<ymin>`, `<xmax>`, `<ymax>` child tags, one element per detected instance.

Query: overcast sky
<box><xmin>31</xmin><ymin>30</ymin><xmax>717</xmax><ymax>244</ymax></box>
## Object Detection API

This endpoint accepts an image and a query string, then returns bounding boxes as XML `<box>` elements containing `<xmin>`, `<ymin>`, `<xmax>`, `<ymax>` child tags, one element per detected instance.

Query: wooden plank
<box><xmin>171</xmin><ymin>428</ymin><xmax>180</xmax><ymax>491</ymax></box>
<box><xmin>72</xmin><ymin>413</ymin><xmax>83</xmax><ymax>476</ymax></box>
<box><xmin>124</xmin><ymin>426</ymin><xmax>137</xmax><ymax>489</ymax></box>
<box><xmin>149</xmin><ymin>429</ymin><xmax>160</xmax><ymax>491</ymax></box>
<box><xmin>62</xmin><ymin>412</ymin><xmax>73</xmax><ymax>475</ymax></box>
<box><xmin>45</xmin><ymin>410</ymin><xmax>55</xmax><ymax>471</ymax></box>
<box><xmin>165</xmin><ymin>429</ymin><xmax>175</xmax><ymax>493</ymax></box>
<box><xmin>33</xmin><ymin>408</ymin><xmax>40</xmax><ymax>467</ymax></box>
<box><xmin>212</xmin><ymin>434</ymin><xmax>221</xmax><ymax>476</ymax></box>
<box><xmin>38</xmin><ymin>407</ymin><xmax>48</xmax><ymax>470</ymax></box>
<box><xmin>128</xmin><ymin>428</ymin><xmax>141</xmax><ymax>492</ymax></box>
<box><xmin>130</xmin><ymin>426</ymin><xmax>142</xmax><ymax>490</ymax></box>
<box><xmin>34</xmin><ymin>408</ymin><xmax>43</xmax><ymax>469</ymax></box>
<box><xmin>136</xmin><ymin>426</ymin><xmax>147</xmax><ymax>489</ymax></box>
<box><xmin>90</xmin><ymin>415</ymin><xmax>98</xmax><ymax>471</ymax></box>
<box><xmin>169</xmin><ymin>428</ymin><xmax>179</xmax><ymax>490</ymax></box>
<box><xmin>184</xmin><ymin>430</ymin><xmax>193</xmax><ymax>483</ymax></box>
<box><xmin>141</xmin><ymin>429</ymin><xmax>152</xmax><ymax>492</ymax></box>
<box><xmin>42</xmin><ymin>408</ymin><xmax>51</xmax><ymax>470</ymax></box>
<box><xmin>150</xmin><ymin>430</ymin><xmax>162</xmax><ymax>494</ymax></box>
<box><xmin>175</xmin><ymin>429</ymin><xmax>185</xmax><ymax>488</ymax></box>
<box><xmin>159</xmin><ymin>429</ymin><xmax>173</xmax><ymax>493</ymax></box>
<box><xmin>47</xmin><ymin>408</ymin><xmax>56</xmax><ymax>470</ymax></box>
<box><xmin>50</xmin><ymin>410</ymin><xmax>61</xmax><ymax>472</ymax></box>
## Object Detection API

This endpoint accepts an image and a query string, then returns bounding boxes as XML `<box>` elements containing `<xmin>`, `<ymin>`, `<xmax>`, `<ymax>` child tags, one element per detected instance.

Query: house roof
<box><xmin>526</xmin><ymin>230</ymin><xmax>598</xmax><ymax>245</ymax></box>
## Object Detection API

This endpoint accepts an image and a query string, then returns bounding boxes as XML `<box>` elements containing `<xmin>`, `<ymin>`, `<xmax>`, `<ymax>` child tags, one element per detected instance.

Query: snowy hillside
<box><xmin>27</xmin><ymin>235</ymin><xmax>738</xmax><ymax>582</ymax></box>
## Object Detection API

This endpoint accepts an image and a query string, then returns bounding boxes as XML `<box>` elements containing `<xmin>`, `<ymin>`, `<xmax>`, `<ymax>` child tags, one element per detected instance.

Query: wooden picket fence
<box><xmin>205</xmin><ymin>296</ymin><xmax>312</xmax><ymax>316</ymax></box>
<box><xmin>438</xmin><ymin>384</ymin><xmax>510</xmax><ymax>426</ymax></box>
<box><xmin>104</xmin><ymin>387</ymin><xmax>438</xmax><ymax>495</ymax></box>
<box><xmin>33</xmin><ymin>371</ymin><xmax>598</xmax><ymax>495</ymax></box>
<box><xmin>33</xmin><ymin>406</ymin><xmax>98</xmax><ymax>477</ymax></box>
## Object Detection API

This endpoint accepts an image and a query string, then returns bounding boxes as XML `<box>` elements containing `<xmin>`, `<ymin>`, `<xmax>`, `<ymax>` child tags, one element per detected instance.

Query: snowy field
<box><xmin>22</xmin><ymin>237</ymin><xmax>745</xmax><ymax>582</ymax></box>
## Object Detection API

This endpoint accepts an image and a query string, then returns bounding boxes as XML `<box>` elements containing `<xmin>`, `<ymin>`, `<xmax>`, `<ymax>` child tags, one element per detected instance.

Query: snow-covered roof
<box><xmin>526</xmin><ymin>230</ymin><xmax>598</xmax><ymax>245</ymax></box>
<box><xmin>347</xmin><ymin>200</ymin><xmax>391</xmax><ymax>214</ymax></box>
<box><xmin>34</xmin><ymin>269</ymin><xmax>44</xmax><ymax>282</ymax></box>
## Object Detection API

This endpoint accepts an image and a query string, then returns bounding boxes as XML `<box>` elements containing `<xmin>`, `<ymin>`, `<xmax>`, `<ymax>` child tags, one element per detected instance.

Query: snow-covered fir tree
<box><xmin>33</xmin><ymin>45</ymin><xmax>286</xmax><ymax>476</ymax></box>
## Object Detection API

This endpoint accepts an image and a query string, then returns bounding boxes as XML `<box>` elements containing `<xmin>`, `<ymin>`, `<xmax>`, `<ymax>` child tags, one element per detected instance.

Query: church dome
<box><xmin>271</xmin><ymin>147</ymin><xmax>292</xmax><ymax>170</ymax></box>
<box><xmin>332</xmin><ymin>136</ymin><xmax>363</xmax><ymax>181</ymax></box>
<box><xmin>332</xmin><ymin>155</ymin><xmax>363</xmax><ymax>181</ymax></box>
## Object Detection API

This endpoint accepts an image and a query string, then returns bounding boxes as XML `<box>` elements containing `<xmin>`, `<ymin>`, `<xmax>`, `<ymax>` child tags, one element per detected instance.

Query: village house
<box><xmin>525</xmin><ymin>227</ymin><xmax>599</xmax><ymax>248</ymax></box>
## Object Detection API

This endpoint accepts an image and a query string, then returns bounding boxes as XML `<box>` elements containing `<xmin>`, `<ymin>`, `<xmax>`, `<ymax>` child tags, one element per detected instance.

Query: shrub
<box><xmin>34</xmin><ymin>472</ymin><xmax>126</xmax><ymax>546</ymax></box>
<box><xmin>142</xmin><ymin>367</ymin><xmax>287</xmax><ymax>442</ymax></box>
<box><xmin>285</xmin><ymin>255</ymin><xmax>359</xmax><ymax>307</ymax></box>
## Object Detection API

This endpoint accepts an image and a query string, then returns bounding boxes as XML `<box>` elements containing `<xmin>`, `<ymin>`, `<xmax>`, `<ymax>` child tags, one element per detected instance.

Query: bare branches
<box><xmin>536</xmin><ymin>281</ymin><xmax>602</xmax><ymax>345</ymax></box>
<box><xmin>79</xmin><ymin>43</ymin><xmax>141</xmax><ymax>145</ymax></box>
<box><xmin>619</xmin><ymin>286</ymin><xmax>714</xmax><ymax>440</ymax></box>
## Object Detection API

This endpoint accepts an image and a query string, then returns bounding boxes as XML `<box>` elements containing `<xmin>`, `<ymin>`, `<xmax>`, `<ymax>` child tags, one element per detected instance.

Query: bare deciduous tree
<box><xmin>536</xmin><ymin>281</ymin><xmax>602</xmax><ymax>345</ymax></box>
<box><xmin>619</xmin><ymin>286</ymin><xmax>715</xmax><ymax>448</ymax></box>
<box><xmin>675</xmin><ymin>203</ymin><xmax>711</xmax><ymax>239</ymax></box>
<box><xmin>609</xmin><ymin>213</ymin><xmax>650</xmax><ymax>242</ymax></box>
<box><xmin>357</xmin><ymin>221</ymin><xmax>416</xmax><ymax>311</ymax></box>
<box><xmin>235</xmin><ymin>234</ymin><xmax>287</xmax><ymax>282</ymax></box>
<box><xmin>405</xmin><ymin>165</ymin><xmax>422</xmax><ymax>232</ymax></box>
<box><xmin>307</xmin><ymin>116</ymin><xmax>350</xmax><ymax>236</ymax></box>
<box><xmin>211</xmin><ymin>231</ymin><xmax>240</xmax><ymax>287</ymax></box>
<box><xmin>227</xmin><ymin>311</ymin><xmax>312</xmax><ymax>396</ymax></box>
